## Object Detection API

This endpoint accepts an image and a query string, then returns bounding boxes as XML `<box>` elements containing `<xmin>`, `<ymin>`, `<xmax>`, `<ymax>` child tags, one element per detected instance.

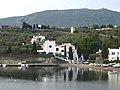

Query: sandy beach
<box><xmin>60</xmin><ymin>64</ymin><xmax>120</xmax><ymax>71</ymax></box>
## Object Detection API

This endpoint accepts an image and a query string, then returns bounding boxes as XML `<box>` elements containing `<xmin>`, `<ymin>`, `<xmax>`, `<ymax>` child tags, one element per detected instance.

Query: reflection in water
<box><xmin>1</xmin><ymin>67</ymin><xmax>120</xmax><ymax>90</ymax></box>
<box><xmin>0</xmin><ymin>67</ymin><xmax>58</xmax><ymax>81</ymax></box>
<box><xmin>61</xmin><ymin>67</ymin><xmax>108</xmax><ymax>82</ymax></box>
<box><xmin>63</xmin><ymin>71</ymin><xmax>66</xmax><ymax>81</ymax></box>
<box><xmin>0</xmin><ymin>67</ymin><xmax>108</xmax><ymax>82</ymax></box>
<box><xmin>108</xmin><ymin>71</ymin><xmax>120</xmax><ymax>90</ymax></box>
<box><xmin>68</xmin><ymin>67</ymin><xmax>73</xmax><ymax>81</ymax></box>
<box><xmin>76</xmin><ymin>68</ymin><xmax>108</xmax><ymax>81</ymax></box>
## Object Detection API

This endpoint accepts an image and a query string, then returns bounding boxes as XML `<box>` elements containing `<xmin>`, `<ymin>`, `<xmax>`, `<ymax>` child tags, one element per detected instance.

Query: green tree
<box><xmin>101</xmin><ymin>42</ymin><xmax>108</xmax><ymax>59</ymax></box>
<box><xmin>92</xmin><ymin>24</ymin><xmax>99</xmax><ymax>29</ymax></box>
<box><xmin>77</xmin><ymin>45</ymin><xmax>81</xmax><ymax>58</ymax></box>
<box><xmin>64</xmin><ymin>45</ymin><xmax>67</xmax><ymax>58</ymax></box>
<box><xmin>107</xmin><ymin>24</ymin><xmax>113</xmax><ymax>28</ymax></box>
<box><xmin>22</xmin><ymin>22</ymin><xmax>28</xmax><ymax>29</ymax></box>
<box><xmin>68</xmin><ymin>46</ymin><xmax>73</xmax><ymax>61</ymax></box>
<box><xmin>6</xmin><ymin>46</ymin><xmax>11</xmax><ymax>54</ymax></box>
<box><xmin>79</xmin><ymin>35</ymin><xmax>100</xmax><ymax>60</ymax></box>
<box><xmin>32</xmin><ymin>41</ymin><xmax>37</xmax><ymax>55</ymax></box>
<box><xmin>100</xmin><ymin>25</ymin><xmax>106</xmax><ymax>28</ymax></box>
<box><xmin>89</xmin><ymin>54</ymin><xmax>96</xmax><ymax>60</ymax></box>
<box><xmin>33</xmin><ymin>24</ymin><xmax>36</xmax><ymax>29</ymax></box>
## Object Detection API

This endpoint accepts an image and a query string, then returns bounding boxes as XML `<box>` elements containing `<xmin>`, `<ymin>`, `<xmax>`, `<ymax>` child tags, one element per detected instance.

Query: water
<box><xmin>0</xmin><ymin>67</ymin><xmax>119</xmax><ymax>90</ymax></box>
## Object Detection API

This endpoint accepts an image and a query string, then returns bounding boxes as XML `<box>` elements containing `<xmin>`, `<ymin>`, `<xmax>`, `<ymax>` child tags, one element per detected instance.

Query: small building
<box><xmin>70</xmin><ymin>27</ymin><xmax>75</xmax><ymax>33</ymax></box>
<box><xmin>101</xmin><ymin>28</ymin><xmax>112</xmax><ymax>30</ymax></box>
<box><xmin>108</xmin><ymin>48</ymin><xmax>120</xmax><ymax>61</ymax></box>
<box><xmin>31</xmin><ymin>35</ymin><xmax>45</xmax><ymax>44</ymax></box>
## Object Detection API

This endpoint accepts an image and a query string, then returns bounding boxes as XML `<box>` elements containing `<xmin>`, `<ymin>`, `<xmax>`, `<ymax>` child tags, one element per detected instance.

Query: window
<box><xmin>117</xmin><ymin>52</ymin><xmax>119</xmax><ymax>55</ymax></box>
<box><xmin>112</xmin><ymin>57</ymin><xmax>116</xmax><ymax>59</ymax></box>
<box><xmin>56</xmin><ymin>48</ymin><xmax>59</xmax><ymax>51</ymax></box>
<box><xmin>61</xmin><ymin>50</ymin><xmax>64</xmax><ymax>52</ymax></box>
<box><xmin>112</xmin><ymin>52</ymin><xmax>115</xmax><ymax>55</ymax></box>
<box><xmin>49</xmin><ymin>45</ymin><xmax>52</xmax><ymax>48</ymax></box>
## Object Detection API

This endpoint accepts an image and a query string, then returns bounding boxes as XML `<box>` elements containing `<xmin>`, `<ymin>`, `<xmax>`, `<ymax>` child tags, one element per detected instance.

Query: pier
<box><xmin>0</xmin><ymin>64</ymin><xmax>59</xmax><ymax>67</ymax></box>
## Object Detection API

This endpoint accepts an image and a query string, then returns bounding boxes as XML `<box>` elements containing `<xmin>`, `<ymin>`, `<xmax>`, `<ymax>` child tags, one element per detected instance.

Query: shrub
<box><xmin>89</xmin><ymin>54</ymin><xmax>96</xmax><ymax>60</ymax></box>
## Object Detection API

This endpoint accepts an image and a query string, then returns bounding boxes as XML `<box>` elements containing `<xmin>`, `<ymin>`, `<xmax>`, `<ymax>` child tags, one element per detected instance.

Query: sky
<box><xmin>0</xmin><ymin>0</ymin><xmax>120</xmax><ymax>19</ymax></box>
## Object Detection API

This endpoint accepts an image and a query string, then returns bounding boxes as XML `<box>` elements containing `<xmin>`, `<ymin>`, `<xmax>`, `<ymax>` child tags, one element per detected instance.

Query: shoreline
<box><xmin>60</xmin><ymin>64</ymin><xmax>120</xmax><ymax>71</ymax></box>
<box><xmin>0</xmin><ymin>55</ymin><xmax>120</xmax><ymax>72</ymax></box>
<box><xmin>1</xmin><ymin>63</ymin><xmax>120</xmax><ymax>72</ymax></box>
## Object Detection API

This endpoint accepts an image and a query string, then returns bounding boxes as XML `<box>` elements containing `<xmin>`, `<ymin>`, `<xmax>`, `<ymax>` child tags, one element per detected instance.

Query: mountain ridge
<box><xmin>0</xmin><ymin>8</ymin><xmax>120</xmax><ymax>27</ymax></box>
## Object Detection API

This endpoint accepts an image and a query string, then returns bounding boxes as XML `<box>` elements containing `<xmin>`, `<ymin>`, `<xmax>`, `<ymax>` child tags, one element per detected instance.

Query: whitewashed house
<box><xmin>37</xmin><ymin>39</ymin><xmax>79</xmax><ymax>63</ymax></box>
<box><xmin>31</xmin><ymin>35</ymin><xmax>45</xmax><ymax>44</ymax></box>
<box><xmin>108</xmin><ymin>48</ymin><xmax>120</xmax><ymax>61</ymax></box>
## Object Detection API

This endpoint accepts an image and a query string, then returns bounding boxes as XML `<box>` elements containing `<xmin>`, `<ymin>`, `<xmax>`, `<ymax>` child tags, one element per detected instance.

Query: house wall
<box><xmin>73</xmin><ymin>49</ymin><xmax>79</xmax><ymax>62</ymax></box>
<box><xmin>108</xmin><ymin>48</ymin><xmax>120</xmax><ymax>61</ymax></box>
<box><xmin>55</xmin><ymin>46</ymin><xmax>64</xmax><ymax>55</ymax></box>
<box><xmin>43</xmin><ymin>40</ymin><xmax>56</xmax><ymax>54</ymax></box>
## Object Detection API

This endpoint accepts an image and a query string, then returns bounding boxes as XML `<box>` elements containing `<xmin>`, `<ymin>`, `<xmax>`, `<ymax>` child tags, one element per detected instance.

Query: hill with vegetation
<box><xmin>0</xmin><ymin>8</ymin><xmax>120</xmax><ymax>27</ymax></box>
<box><xmin>0</xmin><ymin>25</ymin><xmax>120</xmax><ymax>61</ymax></box>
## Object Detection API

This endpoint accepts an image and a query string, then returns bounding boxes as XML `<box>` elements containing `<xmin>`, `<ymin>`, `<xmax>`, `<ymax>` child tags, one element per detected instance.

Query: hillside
<box><xmin>0</xmin><ymin>8</ymin><xmax>120</xmax><ymax>27</ymax></box>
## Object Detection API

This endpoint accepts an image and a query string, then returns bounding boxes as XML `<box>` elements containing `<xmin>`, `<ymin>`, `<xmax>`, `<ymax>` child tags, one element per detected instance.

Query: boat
<box><xmin>112</xmin><ymin>64</ymin><xmax>120</xmax><ymax>68</ymax></box>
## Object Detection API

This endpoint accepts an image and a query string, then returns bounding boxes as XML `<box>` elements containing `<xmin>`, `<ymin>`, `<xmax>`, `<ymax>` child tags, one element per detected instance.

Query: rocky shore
<box><xmin>0</xmin><ymin>54</ymin><xmax>56</xmax><ymax>64</ymax></box>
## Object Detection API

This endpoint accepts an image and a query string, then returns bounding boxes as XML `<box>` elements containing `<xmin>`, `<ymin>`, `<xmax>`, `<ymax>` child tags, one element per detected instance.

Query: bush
<box><xmin>115</xmin><ymin>60</ymin><xmax>120</xmax><ymax>63</ymax></box>
<box><xmin>89</xmin><ymin>54</ymin><xmax>96</xmax><ymax>60</ymax></box>
<box><xmin>103</xmin><ymin>60</ymin><xmax>120</xmax><ymax>64</ymax></box>
<box><xmin>88</xmin><ymin>60</ymin><xmax>96</xmax><ymax>63</ymax></box>
<box><xmin>103</xmin><ymin>60</ymin><xmax>110</xmax><ymax>64</ymax></box>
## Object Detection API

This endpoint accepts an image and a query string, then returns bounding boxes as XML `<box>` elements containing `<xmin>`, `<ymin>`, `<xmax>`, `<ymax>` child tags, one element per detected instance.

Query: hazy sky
<box><xmin>0</xmin><ymin>0</ymin><xmax>119</xmax><ymax>19</ymax></box>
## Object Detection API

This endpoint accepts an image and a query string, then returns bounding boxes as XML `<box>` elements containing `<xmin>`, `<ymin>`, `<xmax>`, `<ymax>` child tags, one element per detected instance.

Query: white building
<box><xmin>31</xmin><ymin>35</ymin><xmax>45</xmax><ymax>44</ymax></box>
<box><xmin>43</xmin><ymin>40</ymin><xmax>56</xmax><ymax>54</ymax></box>
<box><xmin>37</xmin><ymin>40</ymin><xmax>79</xmax><ymax>63</ymax></box>
<box><xmin>38</xmin><ymin>25</ymin><xmax>42</xmax><ymax>28</ymax></box>
<box><xmin>73</xmin><ymin>49</ymin><xmax>79</xmax><ymax>62</ymax></box>
<box><xmin>71</xmin><ymin>27</ymin><xmax>75</xmax><ymax>33</ymax></box>
<box><xmin>108</xmin><ymin>48</ymin><xmax>120</xmax><ymax>61</ymax></box>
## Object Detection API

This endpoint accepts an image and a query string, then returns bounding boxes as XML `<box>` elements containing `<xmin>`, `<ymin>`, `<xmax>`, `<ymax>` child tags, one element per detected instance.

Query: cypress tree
<box><xmin>7</xmin><ymin>46</ymin><xmax>11</xmax><ymax>54</ymax></box>
<box><xmin>64</xmin><ymin>45</ymin><xmax>67</xmax><ymax>58</ymax></box>
<box><xmin>68</xmin><ymin>46</ymin><xmax>73</xmax><ymax>61</ymax></box>
<box><xmin>32</xmin><ymin>41</ymin><xmax>37</xmax><ymax>55</ymax></box>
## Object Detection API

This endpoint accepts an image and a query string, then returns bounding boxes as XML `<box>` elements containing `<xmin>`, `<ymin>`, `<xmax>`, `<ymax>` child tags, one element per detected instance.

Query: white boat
<box><xmin>25</xmin><ymin>64</ymin><xmax>29</xmax><ymax>68</ymax></box>
<box><xmin>2</xmin><ymin>64</ymin><xmax>7</xmax><ymax>67</ymax></box>
<box><xmin>112</xmin><ymin>64</ymin><xmax>120</xmax><ymax>68</ymax></box>
<box><xmin>21</xmin><ymin>64</ymin><xmax>29</xmax><ymax>68</ymax></box>
<box><xmin>102</xmin><ymin>64</ymin><xmax>109</xmax><ymax>67</ymax></box>
<box><xmin>21</xmin><ymin>64</ymin><xmax>25</xmax><ymax>67</ymax></box>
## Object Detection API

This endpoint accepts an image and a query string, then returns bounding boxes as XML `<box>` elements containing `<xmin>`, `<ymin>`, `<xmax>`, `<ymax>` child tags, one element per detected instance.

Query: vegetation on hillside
<box><xmin>0</xmin><ymin>25</ymin><xmax>120</xmax><ymax>60</ymax></box>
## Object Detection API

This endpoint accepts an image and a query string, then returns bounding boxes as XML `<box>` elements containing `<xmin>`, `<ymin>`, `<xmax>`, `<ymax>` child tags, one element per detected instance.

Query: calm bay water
<box><xmin>0</xmin><ymin>67</ymin><xmax>120</xmax><ymax>90</ymax></box>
